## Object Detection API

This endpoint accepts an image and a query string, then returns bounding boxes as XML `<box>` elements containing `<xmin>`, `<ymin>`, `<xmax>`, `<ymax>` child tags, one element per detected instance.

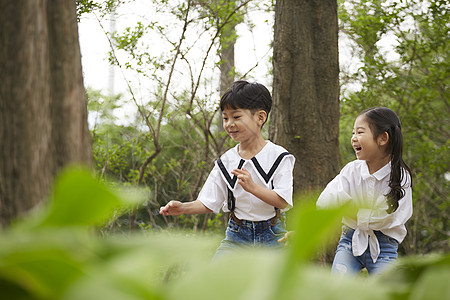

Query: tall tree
<box><xmin>218</xmin><ymin>1</ymin><xmax>239</xmax><ymax>137</ymax></box>
<box><xmin>0</xmin><ymin>0</ymin><xmax>92</xmax><ymax>227</ymax></box>
<box><xmin>219</xmin><ymin>11</ymin><xmax>237</xmax><ymax>97</ymax></box>
<box><xmin>270</xmin><ymin>0</ymin><xmax>340</xmax><ymax>192</ymax></box>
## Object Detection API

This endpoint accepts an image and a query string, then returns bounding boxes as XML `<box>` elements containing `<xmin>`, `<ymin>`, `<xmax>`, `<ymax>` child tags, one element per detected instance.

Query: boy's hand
<box><xmin>232</xmin><ymin>168</ymin><xmax>256</xmax><ymax>193</ymax></box>
<box><xmin>232</xmin><ymin>168</ymin><xmax>287</xmax><ymax>209</ymax></box>
<box><xmin>278</xmin><ymin>231</ymin><xmax>294</xmax><ymax>246</ymax></box>
<box><xmin>160</xmin><ymin>200</ymin><xmax>183</xmax><ymax>216</ymax></box>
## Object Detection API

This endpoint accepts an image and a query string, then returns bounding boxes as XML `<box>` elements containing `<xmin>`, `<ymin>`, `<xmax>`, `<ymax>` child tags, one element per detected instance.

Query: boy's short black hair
<box><xmin>220</xmin><ymin>80</ymin><xmax>272</xmax><ymax>115</ymax></box>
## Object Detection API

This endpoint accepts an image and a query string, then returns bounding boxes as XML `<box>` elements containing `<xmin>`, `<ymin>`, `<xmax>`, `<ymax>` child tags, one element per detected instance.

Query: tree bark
<box><xmin>219</xmin><ymin>24</ymin><xmax>236</xmax><ymax>97</ymax></box>
<box><xmin>0</xmin><ymin>0</ymin><xmax>92</xmax><ymax>227</ymax></box>
<box><xmin>218</xmin><ymin>13</ymin><xmax>237</xmax><ymax>139</ymax></box>
<box><xmin>271</xmin><ymin>0</ymin><xmax>340</xmax><ymax>193</ymax></box>
<box><xmin>47</xmin><ymin>1</ymin><xmax>92</xmax><ymax>170</ymax></box>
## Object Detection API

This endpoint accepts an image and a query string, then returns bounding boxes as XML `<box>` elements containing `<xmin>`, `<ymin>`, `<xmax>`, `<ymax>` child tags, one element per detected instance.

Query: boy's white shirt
<box><xmin>197</xmin><ymin>141</ymin><xmax>295</xmax><ymax>221</ymax></box>
<box><xmin>317</xmin><ymin>160</ymin><xmax>413</xmax><ymax>263</ymax></box>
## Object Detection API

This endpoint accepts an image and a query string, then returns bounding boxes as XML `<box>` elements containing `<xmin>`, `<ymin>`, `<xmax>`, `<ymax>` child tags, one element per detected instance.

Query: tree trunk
<box><xmin>270</xmin><ymin>0</ymin><xmax>340</xmax><ymax>193</ymax></box>
<box><xmin>219</xmin><ymin>24</ymin><xmax>236</xmax><ymax>97</ymax></box>
<box><xmin>0</xmin><ymin>0</ymin><xmax>92</xmax><ymax>227</ymax></box>
<box><xmin>218</xmin><ymin>17</ymin><xmax>236</xmax><ymax>138</ymax></box>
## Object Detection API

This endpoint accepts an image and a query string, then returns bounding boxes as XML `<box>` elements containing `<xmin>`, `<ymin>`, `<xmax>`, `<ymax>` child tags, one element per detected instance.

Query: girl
<box><xmin>317</xmin><ymin>107</ymin><xmax>413</xmax><ymax>275</ymax></box>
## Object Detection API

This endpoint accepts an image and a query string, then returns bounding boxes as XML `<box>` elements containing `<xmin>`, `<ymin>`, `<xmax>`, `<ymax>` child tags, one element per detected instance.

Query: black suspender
<box><xmin>251</xmin><ymin>152</ymin><xmax>290</xmax><ymax>184</ymax></box>
<box><xmin>217</xmin><ymin>152</ymin><xmax>291</xmax><ymax>212</ymax></box>
<box><xmin>227</xmin><ymin>188</ymin><xmax>236</xmax><ymax>212</ymax></box>
<box><xmin>217</xmin><ymin>158</ymin><xmax>245</xmax><ymax>211</ymax></box>
<box><xmin>217</xmin><ymin>158</ymin><xmax>245</xmax><ymax>189</ymax></box>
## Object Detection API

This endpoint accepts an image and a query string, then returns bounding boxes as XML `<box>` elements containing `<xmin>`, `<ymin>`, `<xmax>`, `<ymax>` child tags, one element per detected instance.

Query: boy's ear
<box><xmin>257</xmin><ymin>110</ymin><xmax>267</xmax><ymax>125</ymax></box>
<box><xmin>378</xmin><ymin>131</ymin><xmax>389</xmax><ymax>146</ymax></box>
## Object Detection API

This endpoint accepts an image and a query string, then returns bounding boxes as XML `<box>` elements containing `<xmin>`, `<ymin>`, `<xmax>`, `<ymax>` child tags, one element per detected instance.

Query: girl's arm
<box><xmin>160</xmin><ymin>200</ymin><xmax>212</xmax><ymax>216</ymax></box>
<box><xmin>316</xmin><ymin>172</ymin><xmax>352</xmax><ymax>209</ymax></box>
<box><xmin>359</xmin><ymin>184</ymin><xmax>413</xmax><ymax>230</ymax></box>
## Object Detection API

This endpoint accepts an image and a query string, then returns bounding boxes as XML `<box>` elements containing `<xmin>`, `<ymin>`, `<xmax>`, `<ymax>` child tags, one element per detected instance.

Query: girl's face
<box><xmin>222</xmin><ymin>107</ymin><xmax>265</xmax><ymax>143</ymax></box>
<box><xmin>352</xmin><ymin>115</ymin><xmax>389</xmax><ymax>165</ymax></box>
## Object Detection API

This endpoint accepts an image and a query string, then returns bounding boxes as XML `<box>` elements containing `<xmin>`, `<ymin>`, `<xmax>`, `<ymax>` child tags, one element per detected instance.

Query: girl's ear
<box><xmin>378</xmin><ymin>131</ymin><xmax>389</xmax><ymax>146</ymax></box>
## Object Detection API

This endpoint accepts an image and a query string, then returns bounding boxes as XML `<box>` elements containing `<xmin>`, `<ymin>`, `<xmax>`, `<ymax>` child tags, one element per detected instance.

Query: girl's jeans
<box><xmin>331</xmin><ymin>225</ymin><xmax>399</xmax><ymax>275</ymax></box>
<box><xmin>212</xmin><ymin>215</ymin><xmax>287</xmax><ymax>261</ymax></box>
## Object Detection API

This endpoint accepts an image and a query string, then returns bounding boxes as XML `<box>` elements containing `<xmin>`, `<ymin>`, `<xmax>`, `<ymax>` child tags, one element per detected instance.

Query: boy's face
<box><xmin>222</xmin><ymin>107</ymin><xmax>266</xmax><ymax>143</ymax></box>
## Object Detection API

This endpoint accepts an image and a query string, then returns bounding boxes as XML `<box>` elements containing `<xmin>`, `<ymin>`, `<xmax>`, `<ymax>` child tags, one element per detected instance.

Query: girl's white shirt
<box><xmin>197</xmin><ymin>141</ymin><xmax>295</xmax><ymax>221</ymax></box>
<box><xmin>317</xmin><ymin>160</ymin><xmax>413</xmax><ymax>263</ymax></box>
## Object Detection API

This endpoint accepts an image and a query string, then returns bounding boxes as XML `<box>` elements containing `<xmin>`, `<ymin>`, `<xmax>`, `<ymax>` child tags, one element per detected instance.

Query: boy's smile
<box><xmin>222</xmin><ymin>108</ymin><xmax>264</xmax><ymax>144</ymax></box>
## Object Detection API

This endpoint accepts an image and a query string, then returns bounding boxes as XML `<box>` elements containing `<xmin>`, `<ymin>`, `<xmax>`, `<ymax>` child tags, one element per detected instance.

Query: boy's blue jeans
<box><xmin>212</xmin><ymin>214</ymin><xmax>287</xmax><ymax>260</ymax></box>
<box><xmin>331</xmin><ymin>225</ymin><xmax>399</xmax><ymax>275</ymax></box>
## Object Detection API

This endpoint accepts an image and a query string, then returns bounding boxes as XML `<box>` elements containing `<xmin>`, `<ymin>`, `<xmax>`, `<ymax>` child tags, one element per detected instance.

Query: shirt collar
<box><xmin>233</xmin><ymin>140</ymin><xmax>272</xmax><ymax>160</ymax></box>
<box><xmin>361</xmin><ymin>160</ymin><xmax>391</xmax><ymax>180</ymax></box>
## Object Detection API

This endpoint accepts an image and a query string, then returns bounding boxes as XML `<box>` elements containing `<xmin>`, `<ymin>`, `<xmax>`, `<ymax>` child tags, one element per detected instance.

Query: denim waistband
<box><xmin>231</xmin><ymin>211</ymin><xmax>281</xmax><ymax>226</ymax></box>
<box><xmin>230</xmin><ymin>215</ymin><xmax>281</xmax><ymax>228</ymax></box>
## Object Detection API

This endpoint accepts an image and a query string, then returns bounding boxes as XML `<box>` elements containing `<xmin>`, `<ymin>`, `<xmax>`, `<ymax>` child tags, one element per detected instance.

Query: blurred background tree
<box><xmin>0</xmin><ymin>0</ymin><xmax>92</xmax><ymax>227</ymax></box>
<box><xmin>271</xmin><ymin>0</ymin><xmax>340</xmax><ymax>192</ymax></box>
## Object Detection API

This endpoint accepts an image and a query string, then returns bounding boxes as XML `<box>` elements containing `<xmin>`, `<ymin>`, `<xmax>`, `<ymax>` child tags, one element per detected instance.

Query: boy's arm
<box><xmin>160</xmin><ymin>200</ymin><xmax>212</xmax><ymax>216</ymax></box>
<box><xmin>231</xmin><ymin>168</ymin><xmax>288</xmax><ymax>209</ymax></box>
<box><xmin>249</xmin><ymin>185</ymin><xmax>288</xmax><ymax>209</ymax></box>
<box><xmin>161</xmin><ymin>164</ymin><xmax>226</xmax><ymax>216</ymax></box>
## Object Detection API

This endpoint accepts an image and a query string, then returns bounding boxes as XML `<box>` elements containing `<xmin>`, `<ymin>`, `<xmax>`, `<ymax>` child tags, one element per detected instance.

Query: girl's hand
<box><xmin>159</xmin><ymin>200</ymin><xmax>184</xmax><ymax>216</ymax></box>
<box><xmin>278</xmin><ymin>231</ymin><xmax>294</xmax><ymax>246</ymax></box>
<box><xmin>232</xmin><ymin>168</ymin><xmax>257</xmax><ymax>193</ymax></box>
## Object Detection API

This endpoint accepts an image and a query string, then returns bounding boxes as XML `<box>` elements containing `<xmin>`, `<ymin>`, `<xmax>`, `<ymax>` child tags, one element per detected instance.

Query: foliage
<box><xmin>76</xmin><ymin>0</ymin><xmax>130</xmax><ymax>21</ymax></box>
<box><xmin>0</xmin><ymin>169</ymin><xmax>448</xmax><ymax>299</ymax></box>
<box><xmin>338</xmin><ymin>0</ymin><xmax>449</xmax><ymax>255</ymax></box>
<box><xmin>86</xmin><ymin>86</ymin><xmax>230</xmax><ymax>234</ymax></box>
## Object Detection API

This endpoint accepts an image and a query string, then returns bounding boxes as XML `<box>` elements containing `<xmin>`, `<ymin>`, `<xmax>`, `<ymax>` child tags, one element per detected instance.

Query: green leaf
<box><xmin>287</xmin><ymin>195</ymin><xmax>352</xmax><ymax>263</ymax></box>
<box><xmin>36</xmin><ymin>166</ymin><xmax>144</xmax><ymax>227</ymax></box>
<box><xmin>409</xmin><ymin>266</ymin><xmax>450</xmax><ymax>300</ymax></box>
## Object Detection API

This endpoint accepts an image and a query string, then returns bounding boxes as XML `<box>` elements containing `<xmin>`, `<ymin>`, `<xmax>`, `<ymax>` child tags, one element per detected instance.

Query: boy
<box><xmin>160</xmin><ymin>80</ymin><xmax>295</xmax><ymax>258</ymax></box>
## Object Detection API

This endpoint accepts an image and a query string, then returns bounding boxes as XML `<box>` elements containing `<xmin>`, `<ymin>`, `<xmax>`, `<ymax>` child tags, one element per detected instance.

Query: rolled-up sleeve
<box><xmin>317</xmin><ymin>166</ymin><xmax>352</xmax><ymax>209</ymax></box>
<box><xmin>272</xmin><ymin>155</ymin><xmax>295</xmax><ymax>210</ymax></box>
<box><xmin>197</xmin><ymin>166</ymin><xmax>228</xmax><ymax>214</ymax></box>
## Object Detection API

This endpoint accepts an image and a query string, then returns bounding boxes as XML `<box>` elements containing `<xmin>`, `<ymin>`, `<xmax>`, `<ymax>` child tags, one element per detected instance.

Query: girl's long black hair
<box><xmin>359</xmin><ymin>107</ymin><xmax>412</xmax><ymax>213</ymax></box>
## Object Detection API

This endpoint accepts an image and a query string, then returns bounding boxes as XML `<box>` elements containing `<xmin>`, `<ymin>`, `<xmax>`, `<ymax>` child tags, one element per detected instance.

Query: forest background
<box><xmin>80</xmin><ymin>0</ymin><xmax>447</xmax><ymax>255</ymax></box>
<box><xmin>0</xmin><ymin>0</ymin><xmax>448</xmax><ymax>299</ymax></box>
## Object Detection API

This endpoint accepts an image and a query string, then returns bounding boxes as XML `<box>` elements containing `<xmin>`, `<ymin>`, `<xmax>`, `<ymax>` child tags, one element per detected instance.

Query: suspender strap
<box><xmin>217</xmin><ymin>158</ymin><xmax>244</xmax><ymax>212</ymax></box>
<box><xmin>270</xmin><ymin>209</ymin><xmax>281</xmax><ymax>226</ymax></box>
<box><xmin>217</xmin><ymin>158</ymin><xmax>245</xmax><ymax>189</ymax></box>
<box><xmin>251</xmin><ymin>152</ymin><xmax>291</xmax><ymax>183</ymax></box>
<box><xmin>218</xmin><ymin>152</ymin><xmax>291</xmax><ymax>224</ymax></box>
<box><xmin>227</xmin><ymin>188</ymin><xmax>235</xmax><ymax>211</ymax></box>
<box><xmin>230</xmin><ymin>211</ymin><xmax>242</xmax><ymax>226</ymax></box>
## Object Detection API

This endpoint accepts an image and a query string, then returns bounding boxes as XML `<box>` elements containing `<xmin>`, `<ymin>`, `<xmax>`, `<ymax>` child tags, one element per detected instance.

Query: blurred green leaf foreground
<box><xmin>1</xmin><ymin>167</ymin><xmax>448</xmax><ymax>300</ymax></box>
